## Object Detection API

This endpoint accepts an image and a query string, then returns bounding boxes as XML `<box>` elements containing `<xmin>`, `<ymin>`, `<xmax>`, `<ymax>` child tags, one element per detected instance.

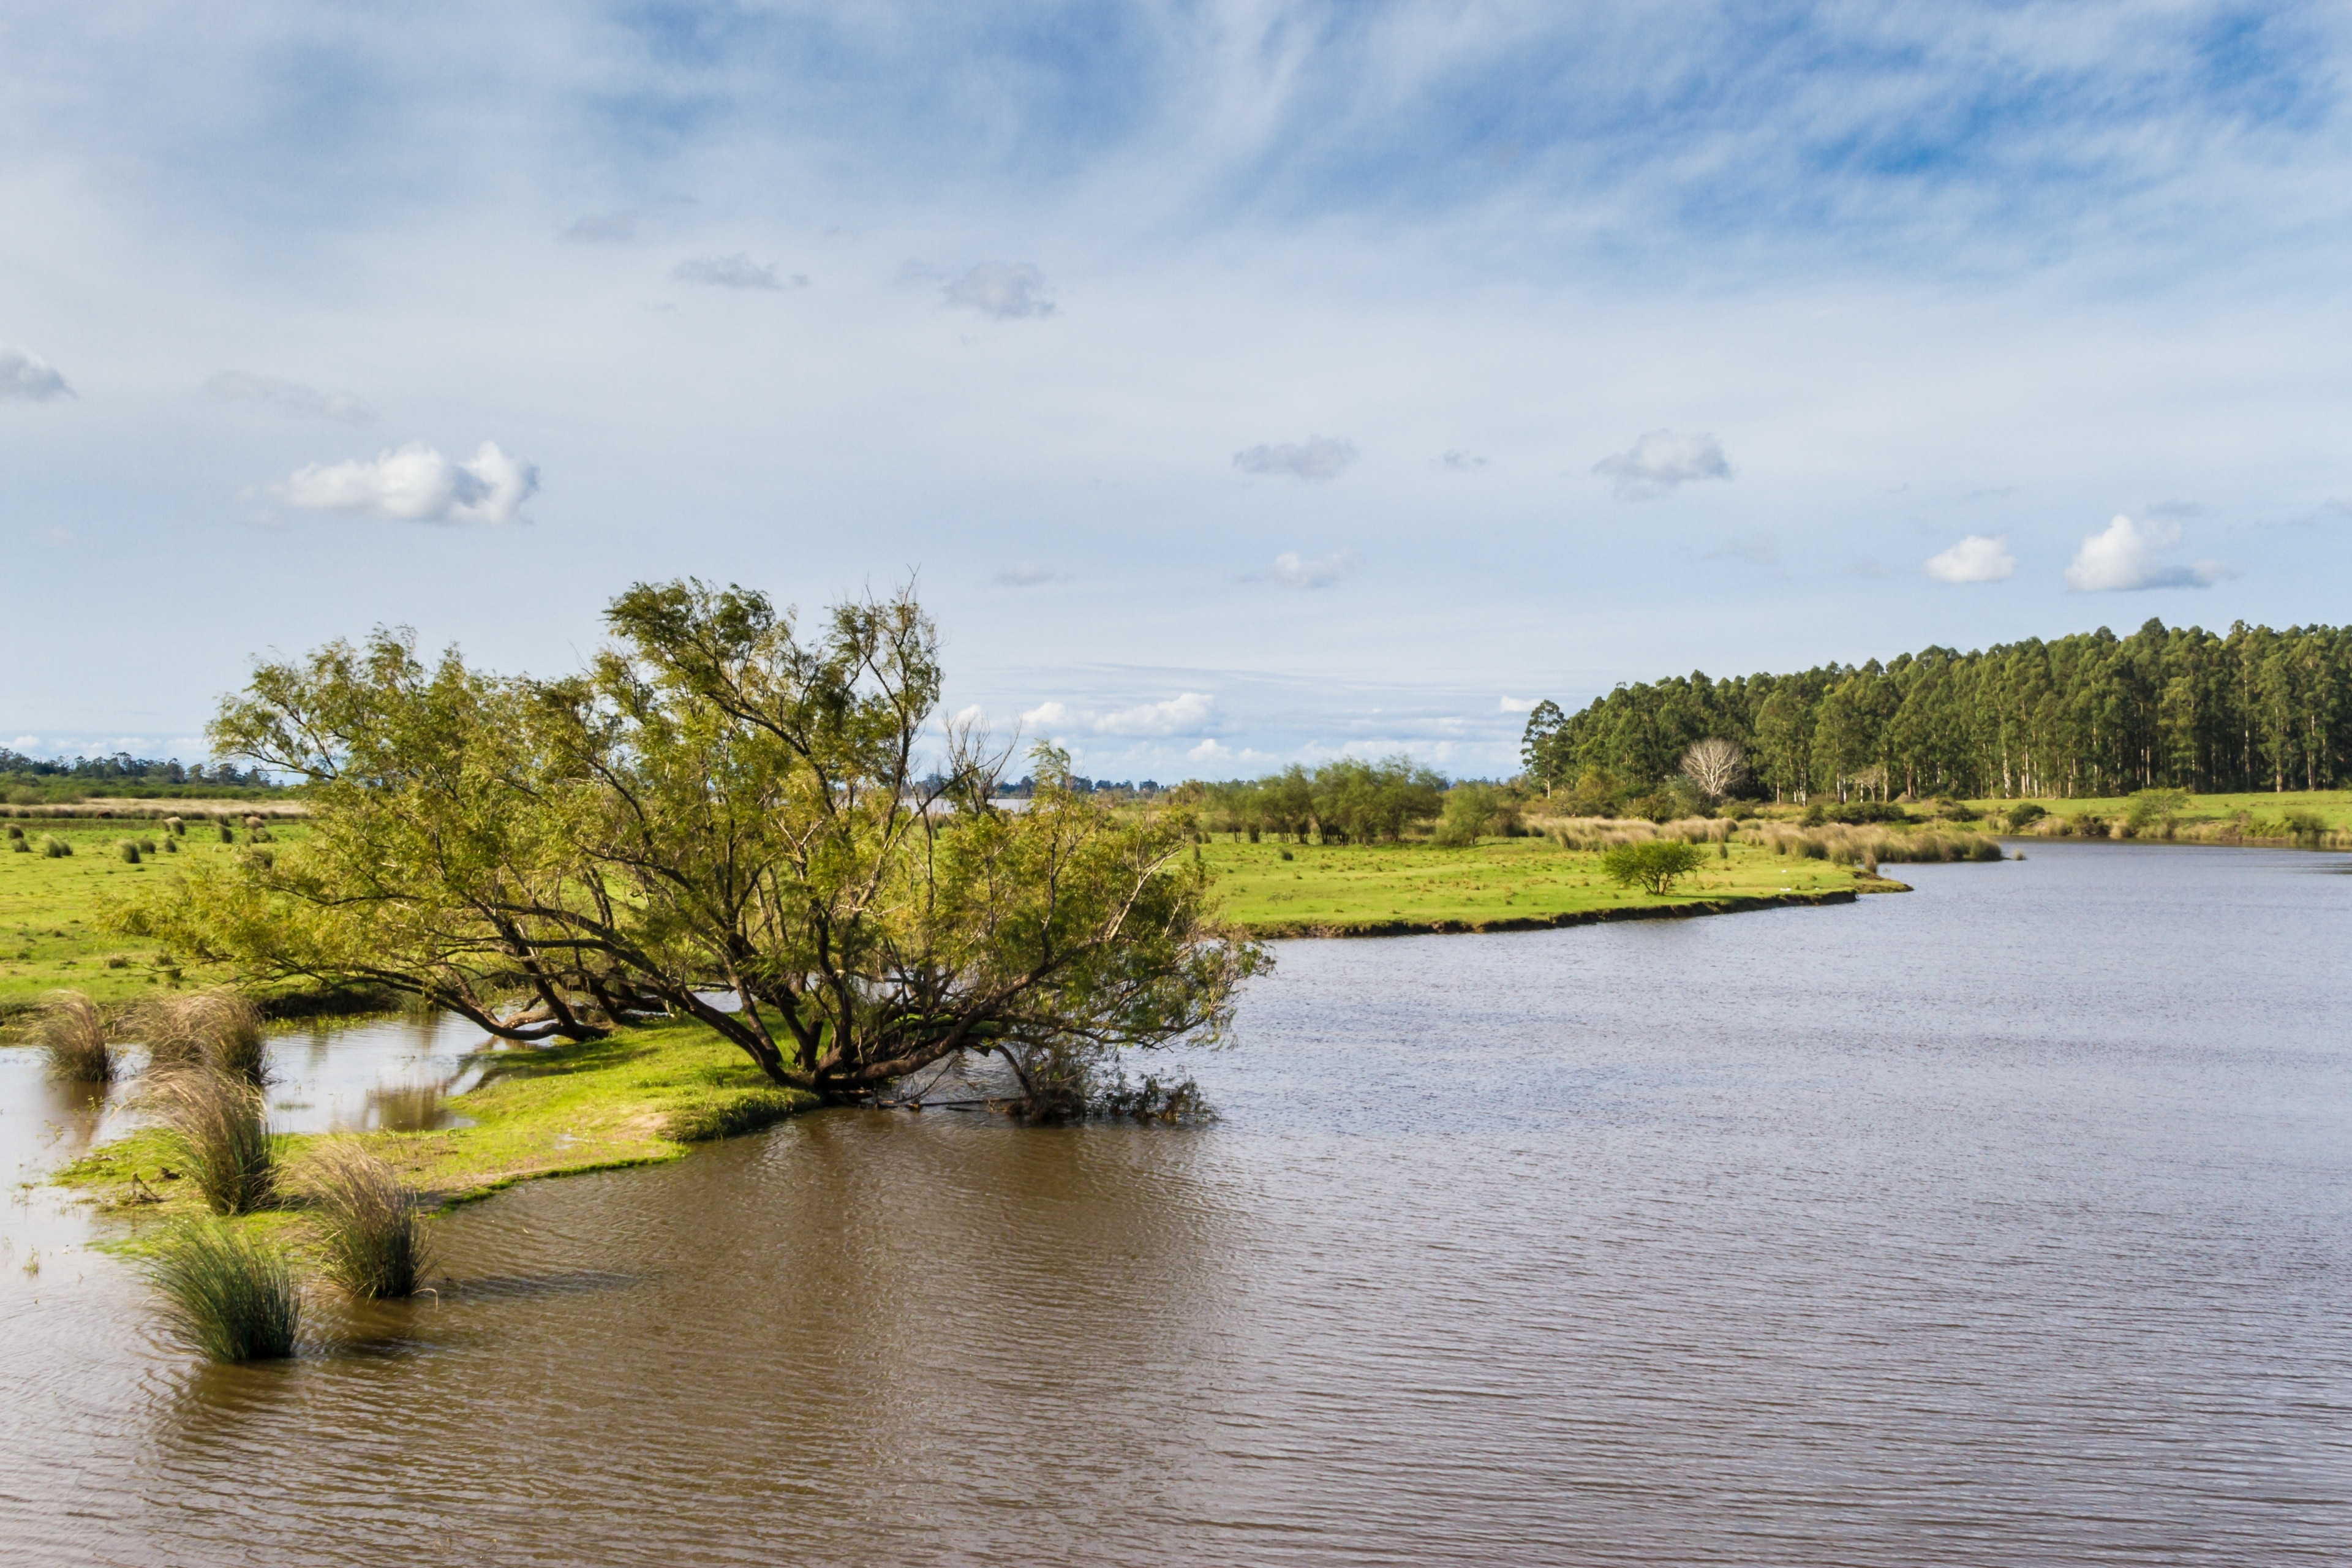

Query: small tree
<box><xmin>1599</xmin><ymin>839</ymin><xmax>1705</xmax><ymax>895</ymax></box>
<box><xmin>1680</xmin><ymin>738</ymin><xmax>1747</xmax><ymax>802</ymax></box>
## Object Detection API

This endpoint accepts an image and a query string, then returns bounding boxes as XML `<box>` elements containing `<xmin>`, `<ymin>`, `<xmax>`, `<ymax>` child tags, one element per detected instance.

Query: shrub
<box><xmin>2005</xmin><ymin>801</ymin><xmax>2048</xmax><ymax>831</ymax></box>
<box><xmin>161</xmin><ymin>836</ymin><xmax>179</xmax><ymax>853</ymax></box>
<box><xmin>33</xmin><ymin>990</ymin><xmax>116</xmax><ymax>1084</ymax></box>
<box><xmin>149</xmin><ymin>1068</ymin><xmax>276</xmax><ymax>1215</ymax></box>
<box><xmin>2124</xmin><ymin>788</ymin><xmax>2188</xmax><ymax>837</ymax></box>
<box><xmin>42</xmin><ymin>835</ymin><xmax>71</xmax><ymax>858</ymax></box>
<box><xmin>143</xmin><ymin>1219</ymin><xmax>300</xmax><ymax>1362</ymax></box>
<box><xmin>116</xmin><ymin>839</ymin><xmax>140</xmax><ymax>864</ymax></box>
<box><xmin>2282</xmin><ymin>809</ymin><xmax>2328</xmax><ymax>845</ymax></box>
<box><xmin>295</xmin><ymin>1139</ymin><xmax>432</xmax><ymax>1299</ymax></box>
<box><xmin>217</xmin><ymin>823</ymin><xmax>235</xmax><ymax>843</ymax></box>
<box><xmin>1599</xmin><ymin>839</ymin><xmax>1706</xmax><ymax>894</ymax></box>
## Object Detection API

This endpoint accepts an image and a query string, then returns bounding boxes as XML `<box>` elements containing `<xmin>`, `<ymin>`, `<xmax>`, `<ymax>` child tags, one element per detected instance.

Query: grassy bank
<box><xmin>1962</xmin><ymin>788</ymin><xmax>2352</xmax><ymax>845</ymax></box>
<box><xmin>1202</xmin><ymin>831</ymin><xmax>1912</xmax><ymax>937</ymax></box>
<box><xmin>56</xmin><ymin>1016</ymin><xmax>817</xmax><ymax>1221</ymax></box>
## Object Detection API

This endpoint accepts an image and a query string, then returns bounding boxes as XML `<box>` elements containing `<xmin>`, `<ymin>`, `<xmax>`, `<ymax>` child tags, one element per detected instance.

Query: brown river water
<box><xmin>1</xmin><ymin>840</ymin><xmax>2348</xmax><ymax>1566</ymax></box>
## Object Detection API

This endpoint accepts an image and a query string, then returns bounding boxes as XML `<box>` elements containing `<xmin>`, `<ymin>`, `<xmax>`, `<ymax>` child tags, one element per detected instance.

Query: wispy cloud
<box><xmin>0</xmin><ymin>345</ymin><xmax>73</xmax><ymax>402</ymax></box>
<box><xmin>673</xmin><ymin>254</ymin><xmax>799</xmax><ymax>290</ymax></box>
<box><xmin>1022</xmin><ymin>692</ymin><xmax>1215</xmax><ymax>737</ymax></box>
<box><xmin>564</xmin><ymin>211</ymin><xmax>637</xmax><ymax>243</ymax></box>
<box><xmin>944</xmin><ymin>262</ymin><xmax>1054</xmax><ymax>319</ymax></box>
<box><xmin>276</xmin><ymin>441</ymin><xmax>538</xmax><ymax>525</ymax></box>
<box><xmin>1593</xmin><ymin>430</ymin><xmax>1730</xmax><ymax>499</ymax></box>
<box><xmin>1436</xmin><ymin>450</ymin><xmax>1488</xmax><ymax>472</ymax></box>
<box><xmin>2064</xmin><ymin>514</ymin><xmax>2232</xmax><ymax>591</ymax></box>
<box><xmin>993</xmin><ymin>562</ymin><xmax>1057</xmax><ymax>586</ymax></box>
<box><xmin>1272</xmin><ymin>549</ymin><xmax>1354</xmax><ymax>589</ymax></box>
<box><xmin>1235</xmin><ymin>437</ymin><xmax>1356</xmax><ymax>481</ymax></box>
<box><xmin>204</xmin><ymin>371</ymin><xmax>374</xmax><ymax>421</ymax></box>
<box><xmin>1924</xmin><ymin>533</ymin><xmax>2016</xmax><ymax>583</ymax></box>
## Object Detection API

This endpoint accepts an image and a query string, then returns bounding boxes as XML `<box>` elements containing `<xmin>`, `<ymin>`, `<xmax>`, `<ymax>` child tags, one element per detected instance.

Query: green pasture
<box><xmin>1960</xmin><ymin>788</ymin><xmax>2352</xmax><ymax>832</ymax></box>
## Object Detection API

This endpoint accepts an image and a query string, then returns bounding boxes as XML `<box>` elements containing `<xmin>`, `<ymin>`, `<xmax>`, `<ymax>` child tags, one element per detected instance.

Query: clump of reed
<box><xmin>1752</xmin><ymin>821</ymin><xmax>2002</xmax><ymax>864</ymax></box>
<box><xmin>32</xmin><ymin>989</ymin><xmax>116</xmax><ymax>1084</ymax></box>
<box><xmin>42</xmin><ymin>834</ymin><xmax>71</xmax><ymax>858</ymax></box>
<box><xmin>293</xmin><ymin>1139</ymin><xmax>433</xmax><ymax>1299</ymax></box>
<box><xmin>163</xmin><ymin>815</ymin><xmax>184</xmax><ymax>837</ymax></box>
<box><xmin>116</xmin><ymin>838</ymin><xmax>141</xmax><ymax>864</ymax></box>
<box><xmin>6</xmin><ymin>824</ymin><xmax>24</xmax><ymax>853</ymax></box>
<box><xmin>216</xmin><ymin>822</ymin><xmax>235</xmax><ymax>843</ymax></box>
<box><xmin>149</xmin><ymin>1067</ymin><xmax>276</xmax><ymax>1215</ymax></box>
<box><xmin>134</xmin><ymin>988</ymin><xmax>270</xmax><ymax>1083</ymax></box>
<box><xmin>142</xmin><ymin>1219</ymin><xmax>300</xmax><ymax>1362</ymax></box>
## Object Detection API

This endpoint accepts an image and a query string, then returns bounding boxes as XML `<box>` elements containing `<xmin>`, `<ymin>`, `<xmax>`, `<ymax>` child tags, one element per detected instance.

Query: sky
<box><xmin>5</xmin><ymin>1</ymin><xmax>2351</xmax><ymax>780</ymax></box>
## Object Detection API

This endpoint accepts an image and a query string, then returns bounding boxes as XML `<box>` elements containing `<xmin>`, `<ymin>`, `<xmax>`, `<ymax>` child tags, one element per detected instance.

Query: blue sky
<box><xmin>5</xmin><ymin>1</ymin><xmax>2351</xmax><ymax>778</ymax></box>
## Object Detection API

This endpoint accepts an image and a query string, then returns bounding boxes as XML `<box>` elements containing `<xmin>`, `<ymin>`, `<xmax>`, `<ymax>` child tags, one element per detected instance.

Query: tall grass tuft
<box><xmin>116</xmin><ymin>839</ymin><xmax>141</xmax><ymax>864</ymax></box>
<box><xmin>34</xmin><ymin>990</ymin><xmax>116</xmax><ymax>1083</ymax></box>
<box><xmin>42</xmin><ymin>834</ymin><xmax>70</xmax><ymax>858</ymax></box>
<box><xmin>134</xmin><ymin>989</ymin><xmax>269</xmax><ymax>1081</ymax></box>
<box><xmin>150</xmin><ymin>1068</ymin><xmax>276</xmax><ymax>1215</ymax></box>
<box><xmin>143</xmin><ymin>1219</ymin><xmax>300</xmax><ymax>1362</ymax></box>
<box><xmin>216</xmin><ymin>822</ymin><xmax>234</xmax><ymax>843</ymax></box>
<box><xmin>295</xmin><ymin>1140</ymin><xmax>433</xmax><ymax>1298</ymax></box>
<box><xmin>164</xmin><ymin>815</ymin><xmax>184</xmax><ymax>837</ymax></box>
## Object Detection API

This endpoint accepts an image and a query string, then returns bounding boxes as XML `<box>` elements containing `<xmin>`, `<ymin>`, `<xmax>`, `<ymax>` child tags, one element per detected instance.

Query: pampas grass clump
<box><xmin>34</xmin><ymin>990</ymin><xmax>116</xmax><ymax>1084</ymax></box>
<box><xmin>295</xmin><ymin>1140</ymin><xmax>433</xmax><ymax>1299</ymax></box>
<box><xmin>42</xmin><ymin>834</ymin><xmax>71</xmax><ymax>858</ymax></box>
<box><xmin>134</xmin><ymin>989</ymin><xmax>268</xmax><ymax>1082</ymax></box>
<box><xmin>115</xmin><ymin>839</ymin><xmax>140</xmax><ymax>864</ymax></box>
<box><xmin>143</xmin><ymin>1219</ymin><xmax>300</xmax><ymax>1362</ymax></box>
<box><xmin>150</xmin><ymin>1068</ymin><xmax>276</xmax><ymax>1215</ymax></box>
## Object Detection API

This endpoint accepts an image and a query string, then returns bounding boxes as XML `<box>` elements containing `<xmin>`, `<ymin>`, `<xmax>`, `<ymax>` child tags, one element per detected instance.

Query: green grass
<box><xmin>1961</xmin><ymin>788</ymin><xmax>2352</xmax><ymax>835</ymax></box>
<box><xmin>141</xmin><ymin>1218</ymin><xmax>302</xmax><ymax>1362</ymax></box>
<box><xmin>58</xmin><ymin>1015</ymin><xmax>821</xmax><ymax>1219</ymax></box>
<box><xmin>1199</xmin><ymin>834</ymin><xmax>1879</xmax><ymax>935</ymax></box>
<box><xmin>0</xmin><ymin>814</ymin><xmax>303</xmax><ymax>1014</ymax></box>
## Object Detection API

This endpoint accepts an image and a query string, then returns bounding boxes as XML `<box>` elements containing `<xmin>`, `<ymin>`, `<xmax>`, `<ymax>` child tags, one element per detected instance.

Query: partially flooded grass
<box><xmin>149</xmin><ymin>1068</ymin><xmax>276</xmax><ymax>1215</ymax></box>
<box><xmin>143</xmin><ymin>1218</ymin><xmax>301</xmax><ymax>1362</ymax></box>
<box><xmin>293</xmin><ymin>1140</ymin><xmax>432</xmax><ymax>1300</ymax></box>
<box><xmin>33</xmin><ymin>989</ymin><xmax>116</xmax><ymax>1084</ymax></box>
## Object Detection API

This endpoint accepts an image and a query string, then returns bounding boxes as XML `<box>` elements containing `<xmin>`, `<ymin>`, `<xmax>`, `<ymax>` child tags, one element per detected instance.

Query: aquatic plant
<box><xmin>294</xmin><ymin>1139</ymin><xmax>432</xmax><ymax>1299</ymax></box>
<box><xmin>143</xmin><ymin>1219</ymin><xmax>300</xmax><ymax>1362</ymax></box>
<box><xmin>33</xmin><ymin>989</ymin><xmax>116</xmax><ymax>1084</ymax></box>
<box><xmin>149</xmin><ymin>1067</ymin><xmax>276</xmax><ymax>1215</ymax></box>
<box><xmin>134</xmin><ymin>989</ymin><xmax>268</xmax><ymax>1082</ymax></box>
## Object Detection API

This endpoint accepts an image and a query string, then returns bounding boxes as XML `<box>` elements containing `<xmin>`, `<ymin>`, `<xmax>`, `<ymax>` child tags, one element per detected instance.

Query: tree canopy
<box><xmin>116</xmin><ymin>582</ymin><xmax>1265</xmax><ymax>1102</ymax></box>
<box><xmin>1523</xmin><ymin>619</ymin><xmax>2352</xmax><ymax>802</ymax></box>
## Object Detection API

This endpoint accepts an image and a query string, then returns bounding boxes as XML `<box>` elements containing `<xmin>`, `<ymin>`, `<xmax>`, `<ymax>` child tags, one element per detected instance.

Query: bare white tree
<box><xmin>1680</xmin><ymin>737</ymin><xmax>1747</xmax><ymax>801</ymax></box>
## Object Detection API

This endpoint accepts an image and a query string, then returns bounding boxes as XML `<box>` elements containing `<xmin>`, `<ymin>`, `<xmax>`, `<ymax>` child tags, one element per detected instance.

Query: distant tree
<box><xmin>1599</xmin><ymin>839</ymin><xmax>1705</xmax><ymax>895</ymax></box>
<box><xmin>1679</xmin><ymin>738</ymin><xmax>1747</xmax><ymax>801</ymax></box>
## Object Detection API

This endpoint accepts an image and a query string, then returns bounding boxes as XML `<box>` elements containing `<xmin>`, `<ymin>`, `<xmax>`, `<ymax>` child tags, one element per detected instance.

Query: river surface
<box><xmin>1</xmin><ymin>841</ymin><xmax>2348</xmax><ymax>1566</ymax></box>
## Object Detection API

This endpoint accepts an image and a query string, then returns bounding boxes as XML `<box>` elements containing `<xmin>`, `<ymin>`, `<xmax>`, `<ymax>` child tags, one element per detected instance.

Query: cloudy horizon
<box><xmin>6</xmin><ymin>3</ymin><xmax>2351</xmax><ymax>779</ymax></box>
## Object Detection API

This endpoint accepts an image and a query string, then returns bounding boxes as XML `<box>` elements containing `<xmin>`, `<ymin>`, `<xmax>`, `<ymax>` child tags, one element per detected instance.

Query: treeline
<box><xmin>1197</xmin><ymin>758</ymin><xmax>1452</xmax><ymax>843</ymax></box>
<box><xmin>1521</xmin><ymin>617</ymin><xmax>2352</xmax><ymax>803</ymax></box>
<box><xmin>0</xmin><ymin>749</ymin><xmax>282</xmax><ymax>803</ymax></box>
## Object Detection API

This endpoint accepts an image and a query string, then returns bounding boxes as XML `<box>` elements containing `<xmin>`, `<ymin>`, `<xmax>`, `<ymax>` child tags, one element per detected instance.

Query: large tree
<box><xmin>118</xmin><ymin>582</ymin><xmax>1265</xmax><ymax>1102</ymax></box>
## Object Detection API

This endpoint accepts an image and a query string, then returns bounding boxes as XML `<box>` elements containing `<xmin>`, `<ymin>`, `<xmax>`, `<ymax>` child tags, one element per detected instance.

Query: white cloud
<box><xmin>944</xmin><ymin>262</ymin><xmax>1054</xmax><ymax>319</ymax></box>
<box><xmin>1924</xmin><ymin>533</ymin><xmax>2016</xmax><ymax>583</ymax></box>
<box><xmin>2064</xmin><ymin>514</ymin><xmax>2233</xmax><ymax>591</ymax></box>
<box><xmin>674</xmin><ymin>254</ymin><xmax>798</xmax><ymax>290</ymax></box>
<box><xmin>1593</xmin><ymin>429</ymin><xmax>1732</xmax><ymax>499</ymax></box>
<box><xmin>993</xmin><ymin>562</ymin><xmax>1057</xmax><ymax>586</ymax></box>
<box><xmin>1497</xmin><ymin>695</ymin><xmax>1536</xmax><ymax>714</ymax></box>
<box><xmin>1020</xmin><ymin>693</ymin><xmax>1215</xmax><ymax>737</ymax></box>
<box><xmin>1235</xmin><ymin>436</ymin><xmax>1356</xmax><ymax>481</ymax></box>
<box><xmin>950</xmin><ymin>704</ymin><xmax>987</xmax><ymax>728</ymax></box>
<box><xmin>44</xmin><ymin>527</ymin><xmax>72</xmax><ymax>546</ymax></box>
<box><xmin>0</xmin><ymin>345</ymin><xmax>72</xmax><ymax>402</ymax></box>
<box><xmin>204</xmin><ymin>371</ymin><xmax>374</xmax><ymax>421</ymax></box>
<box><xmin>564</xmin><ymin>211</ymin><xmax>637</xmax><ymax>243</ymax></box>
<box><xmin>1272</xmin><ymin>549</ymin><xmax>1354</xmax><ymax>589</ymax></box>
<box><xmin>277</xmin><ymin>440</ymin><xmax>539</xmax><ymax>525</ymax></box>
<box><xmin>10</xmin><ymin>736</ymin><xmax>37</xmax><ymax>750</ymax></box>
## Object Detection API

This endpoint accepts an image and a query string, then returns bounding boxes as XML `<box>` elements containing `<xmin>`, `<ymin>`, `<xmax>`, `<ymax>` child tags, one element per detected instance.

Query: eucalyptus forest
<box><xmin>1521</xmin><ymin>618</ymin><xmax>2352</xmax><ymax>802</ymax></box>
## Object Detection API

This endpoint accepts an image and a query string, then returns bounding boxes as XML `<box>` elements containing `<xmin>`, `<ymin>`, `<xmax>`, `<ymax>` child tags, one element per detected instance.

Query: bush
<box><xmin>143</xmin><ymin>1219</ymin><xmax>300</xmax><ymax>1362</ymax></box>
<box><xmin>34</xmin><ymin>990</ymin><xmax>116</xmax><ymax>1084</ymax></box>
<box><xmin>2005</xmin><ymin>801</ymin><xmax>2048</xmax><ymax>831</ymax></box>
<box><xmin>2282</xmin><ymin>809</ymin><xmax>2328</xmax><ymax>845</ymax></box>
<box><xmin>2125</xmin><ymin>788</ymin><xmax>2188</xmax><ymax>837</ymax></box>
<box><xmin>295</xmin><ymin>1140</ymin><xmax>432</xmax><ymax>1298</ymax></box>
<box><xmin>42</xmin><ymin>834</ymin><xmax>71</xmax><ymax>858</ymax></box>
<box><xmin>149</xmin><ymin>1068</ymin><xmax>276</xmax><ymax>1215</ymax></box>
<box><xmin>1599</xmin><ymin>839</ymin><xmax>1706</xmax><ymax>894</ymax></box>
<box><xmin>116</xmin><ymin>839</ymin><xmax>140</xmax><ymax>864</ymax></box>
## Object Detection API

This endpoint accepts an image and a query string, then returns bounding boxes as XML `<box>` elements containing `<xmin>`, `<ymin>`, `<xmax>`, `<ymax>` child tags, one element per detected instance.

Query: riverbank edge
<box><xmin>49</xmin><ymin>1019</ymin><xmax>820</xmax><ymax>1242</ymax></box>
<box><xmin>1237</xmin><ymin>882</ymin><xmax>1897</xmax><ymax>940</ymax></box>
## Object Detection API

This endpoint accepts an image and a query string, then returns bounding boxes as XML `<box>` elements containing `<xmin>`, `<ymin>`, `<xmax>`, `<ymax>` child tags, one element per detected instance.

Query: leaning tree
<box><xmin>115</xmin><ymin>581</ymin><xmax>1266</xmax><ymax>1104</ymax></box>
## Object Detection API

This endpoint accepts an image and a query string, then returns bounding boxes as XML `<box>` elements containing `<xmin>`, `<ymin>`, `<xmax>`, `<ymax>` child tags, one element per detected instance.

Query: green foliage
<box><xmin>1433</xmin><ymin>782</ymin><xmax>1523</xmax><ymax>846</ymax></box>
<box><xmin>2006</xmin><ymin>801</ymin><xmax>2048</xmax><ymax>831</ymax></box>
<box><xmin>2125</xmin><ymin>788</ymin><xmax>2190</xmax><ymax>835</ymax></box>
<box><xmin>2282</xmin><ymin>809</ymin><xmax>2328</xmax><ymax>843</ymax></box>
<box><xmin>116</xmin><ymin>581</ymin><xmax>1264</xmax><ymax>1104</ymax></box>
<box><xmin>1201</xmin><ymin>758</ymin><xmax>1446</xmax><ymax>844</ymax></box>
<box><xmin>150</xmin><ymin>1068</ymin><xmax>276</xmax><ymax>1215</ymax></box>
<box><xmin>295</xmin><ymin>1139</ymin><xmax>431</xmax><ymax>1298</ymax></box>
<box><xmin>1521</xmin><ymin>619</ymin><xmax>2352</xmax><ymax>801</ymax></box>
<box><xmin>142</xmin><ymin>1219</ymin><xmax>300</xmax><ymax>1362</ymax></box>
<box><xmin>1599</xmin><ymin>839</ymin><xmax>1706</xmax><ymax>894</ymax></box>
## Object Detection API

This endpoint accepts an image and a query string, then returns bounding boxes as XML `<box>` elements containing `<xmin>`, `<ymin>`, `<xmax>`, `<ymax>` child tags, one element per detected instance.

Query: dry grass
<box><xmin>131</xmin><ymin>988</ymin><xmax>269</xmax><ymax>1082</ymax></box>
<box><xmin>293</xmin><ymin>1139</ymin><xmax>434</xmax><ymax>1299</ymax></box>
<box><xmin>148</xmin><ymin>1067</ymin><xmax>276</xmax><ymax>1215</ymax></box>
<box><xmin>33</xmin><ymin>989</ymin><xmax>116</xmax><ymax>1083</ymax></box>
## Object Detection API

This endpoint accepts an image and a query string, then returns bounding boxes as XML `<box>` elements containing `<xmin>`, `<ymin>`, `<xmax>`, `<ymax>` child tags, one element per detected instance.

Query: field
<box><xmin>1201</xmin><ymin>834</ymin><xmax>1893</xmax><ymax>935</ymax></box>
<box><xmin>1960</xmin><ymin>788</ymin><xmax>2352</xmax><ymax>839</ymax></box>
<box><xmin>0</xmin><ymin>813</ymin><xmax>290</xmax><ymax>1013</ymax></box>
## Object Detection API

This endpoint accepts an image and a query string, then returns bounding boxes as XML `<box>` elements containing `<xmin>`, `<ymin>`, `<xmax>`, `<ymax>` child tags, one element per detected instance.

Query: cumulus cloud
<box><xmin>673</xmin><ymin>254</ymin><xmax>798</xmax><ymax>290</ymax></box>
<box><xmin>204</xmin><ymin>371</ymin><xmax>374</xmax><ymax>421</ymax></box>
<box><xmin>1</xmin><ymin>345</ymin><xmax>73</xmax><ymax>402</ymax></box>
<box><xmin>1924</xmin><ymin>533</ymin><xmax>2016</xmax><ymax>583</ymax></box>
<box><xmin>1272</xmin><ymin>549</ymin><xmax>1354</xmax><ymax>589</ymax></box>
<box><xmin>944</xmin><ymin>262</ymin><xmax>1054</xmax><ymax>319</ymax></box>
<box><xmin>564</xmin><ymin>211</ymin><xmax>637</xmax><ymax>243</ymax></box>
<box><xmin>1235</xmin><ymin>437</ymin><xmax>1356</xmax><ymax>481</ymax></box>
<box><xmin>1020</xmin><ymin>693</ymin><xmax>1215</xmax><ymax>737</ymax></box>
<box><xmin>277</xmin><ymin>440</ymin><xmax>539</xmax><ymax>525</ymax></box>
<box><xmin>1593</xmin><ymin>429</ymin><xmax>1731</xmax><ymax>499</ymax></box>
<box><xmin>1497</xmin><ymin>696</ymin><xmax>1536</xmax><ymax>714</ymax></box>
<box><xmin>993</xmin><ymin>562</ymin><xmax>1057</xmax><ymax>586</ymax></box>
<box><xmin>2063</xmin><ymin>514</ymin><xmax>2233</xmax><ymax>591</ymax></box>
